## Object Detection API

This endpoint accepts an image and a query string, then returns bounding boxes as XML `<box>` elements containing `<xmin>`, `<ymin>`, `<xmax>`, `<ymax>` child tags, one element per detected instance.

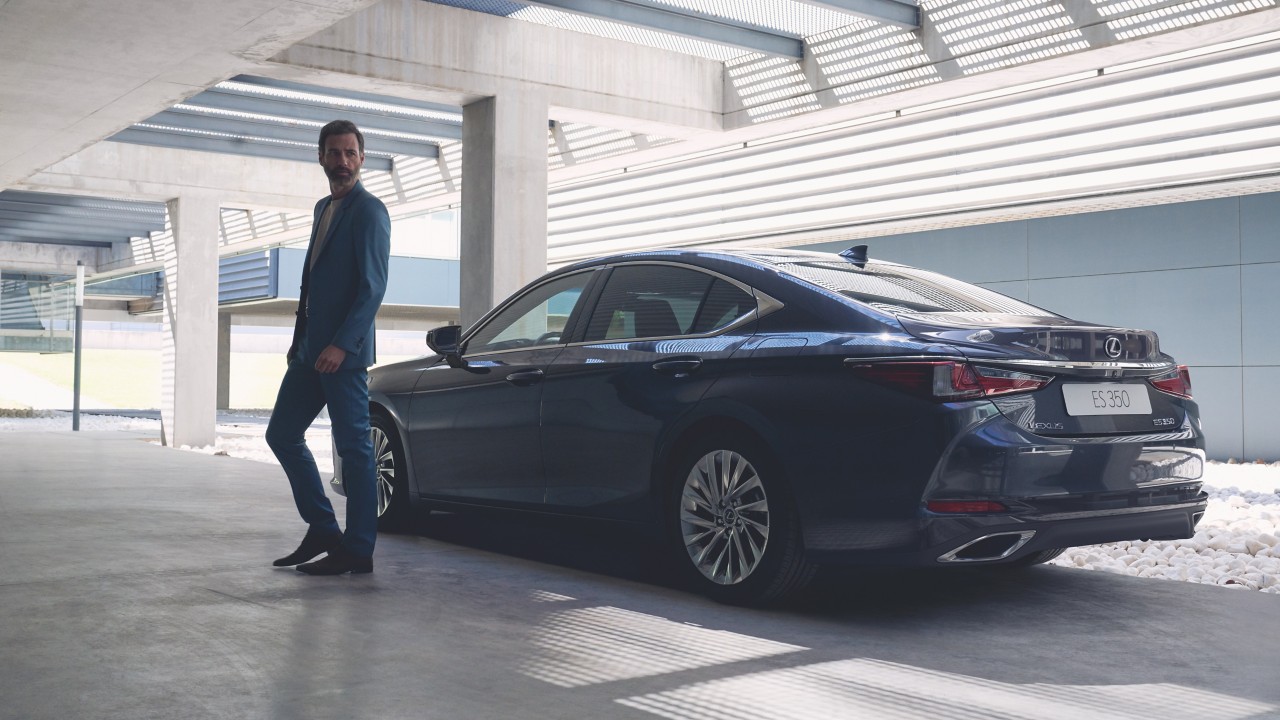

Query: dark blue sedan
<box><xmin>333</xmin><ymin>246</ymin><xmax>1207</xmax><ymax>604</ymax></box>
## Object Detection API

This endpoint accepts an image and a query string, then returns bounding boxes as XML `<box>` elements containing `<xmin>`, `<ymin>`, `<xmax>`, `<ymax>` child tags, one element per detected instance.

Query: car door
<box><xmin>539</xmin><ymin>263</ymin><xmax>760</xmax><ymax>520</ymax></box>
<box><xmin>405</xmin><ymin>270</ymin><xmax>595</xmax><ymax>505</ymax></box>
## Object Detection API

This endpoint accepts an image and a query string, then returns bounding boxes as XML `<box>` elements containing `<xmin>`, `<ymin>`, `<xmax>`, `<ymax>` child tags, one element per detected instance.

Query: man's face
<box><xmin>319</xmin><ymin>133</ymin><xmax>364</xmax><ymax>196</ymax></box>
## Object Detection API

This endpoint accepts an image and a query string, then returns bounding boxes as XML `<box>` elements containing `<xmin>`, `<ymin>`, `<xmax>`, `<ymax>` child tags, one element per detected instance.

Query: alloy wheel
<box><xmin>370</xmin><ymin>424</ymin><xmax>396</xmax><ymax>517</ymax></box>
<box><xmin>679</xmin><ymin>449</ymin><xmax>771</xmax><ymax>585</ymax></box>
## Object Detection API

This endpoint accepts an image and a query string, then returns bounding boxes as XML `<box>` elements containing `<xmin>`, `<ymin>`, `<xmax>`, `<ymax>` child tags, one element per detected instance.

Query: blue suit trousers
<box><xmin>265</xmin><ymin>360</ymin><xmax>377</xmax><ymax>558</ymax></box>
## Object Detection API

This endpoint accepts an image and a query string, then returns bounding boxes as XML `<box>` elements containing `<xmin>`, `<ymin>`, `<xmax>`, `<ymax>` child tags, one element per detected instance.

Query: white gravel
<box><xmin>1051</xmin><ymin>463</ymin><xmax>1280</xmax><ymax>594</ymax></box>
<box><xmin>5</xmin><ymin>411</ymin><xmax>1278</xmax><ymax>594</ymax></box>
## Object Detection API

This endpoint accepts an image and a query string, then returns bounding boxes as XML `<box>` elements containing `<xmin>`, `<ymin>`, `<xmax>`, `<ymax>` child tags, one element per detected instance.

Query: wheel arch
<box><xmin>368</xmin><ymin>392</ymin><xmax>419</xmax><ymax>504</ymax></box>
<box><xmin>653</xmin><ymin>403</ymin><xmax>786</xmax><ymax>501</ymax></box>
<box><xmin>657</xmin><ymin>403</ymin><xmax>818</xmax><ymax>604</ymax></box>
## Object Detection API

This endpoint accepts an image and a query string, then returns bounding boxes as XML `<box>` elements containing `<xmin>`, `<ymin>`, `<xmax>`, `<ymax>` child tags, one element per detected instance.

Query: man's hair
<box><xmin>318</xmin><ymin>120</ymin><xmax>365</xmax><ymax>155</ymax></box>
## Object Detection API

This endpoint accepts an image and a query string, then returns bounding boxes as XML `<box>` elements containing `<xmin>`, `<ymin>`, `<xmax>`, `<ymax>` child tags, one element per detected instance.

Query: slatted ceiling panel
<box><xmin>728</xmin><ymin>55</ymin><xmax>824</xmax><ymax>118</ymax></box>
<box><xmin>1102</xmin><ymin>0</ymin><xmax>1275</xmax><ymax>39</ymax></box>
<box><xmin>363</xmin><ymin>145</ymin><xmax>463</xmax><ymax>205</ymax></box>
<box><xmin>927</xmin><ymin>0</ymin><xmax>1075</xmax><ymax>48</ymax></box>
<box><xmin>114</xmin><ymin>76</ymin><xmax>451</xmax><ymax>168</ymax></box>
<box><xmin>544</xmin><ymin>28</ymin><xmax>1280</xmax><ymax>262</ymax></box>
<box><xmin>808</xmin><ymin>23</ymin><xmax>928</xmax><ymax>86</ymax></box>
<box><xmin>216</xmin><ymin>79</ymin><xmax>463</xmax><ymax>126</ymax></box>
<box><xmin>356</xmin><ymin>167</ymin><xmax>398</xmax><ymax>199</ymax></box>
<box><xmin>918</xmin><ymin>0</ymin><xmax>1086</xmax><ymax>73</ymax></box>
<box><xmin>430</xmin><ymin>0</ymin><xmax>527</xmax><ymax>15</ymax></box>
<box><xmin>219</xmin><ymin>209</ymin><xmax>255</xmax><ymax>245</ymax></box>
<box><xmin>246</xmin><ymin>211</ymin><xmax>295</xmax><ymax>238</ymax></box>
<box><xmin>550</xmin><ymin>123</ymin><xmax>679</xmax><ymax>167</ymax></box>
<box><xmin>650</xmin><ymin>0</ymin><xmax>862</xmax><ymax>35</ymax></box>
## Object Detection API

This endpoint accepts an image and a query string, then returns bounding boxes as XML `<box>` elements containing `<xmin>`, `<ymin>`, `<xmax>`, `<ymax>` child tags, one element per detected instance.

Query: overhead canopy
<box><xmin>110</xmin><ymin>76</ymin><xmax>461</xmax><ymax>172</ymax></box>
<box><xmin>0</xmin><ymin>191</ymin><xmax>166</xmax><ymax>249</ymax></box>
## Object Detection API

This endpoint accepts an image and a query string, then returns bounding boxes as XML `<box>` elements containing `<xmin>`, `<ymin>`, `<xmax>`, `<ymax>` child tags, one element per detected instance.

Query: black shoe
<box><xmin>273</xmin><ymin>526</ymin><xmax>342</xmax><ymax>567</ymax></box>
<box><xmin>296</xmin><ymin>551</ymin><xmax>373</xmax><ymax>576</ymax></box>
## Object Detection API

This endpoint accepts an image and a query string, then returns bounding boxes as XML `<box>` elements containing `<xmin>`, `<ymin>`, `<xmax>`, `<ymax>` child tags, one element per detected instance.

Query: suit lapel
<box><xmin>313</xmin><ymin>183</ymin><xmax>362</xmax><ymax>268</ymax></box>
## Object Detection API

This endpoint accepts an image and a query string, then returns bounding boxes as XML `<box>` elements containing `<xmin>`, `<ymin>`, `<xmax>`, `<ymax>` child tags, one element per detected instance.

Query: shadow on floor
<box><xmin>394</xmin><ymin>506</ymin><xmax>1072</xmax><ymax>615</ymax></box>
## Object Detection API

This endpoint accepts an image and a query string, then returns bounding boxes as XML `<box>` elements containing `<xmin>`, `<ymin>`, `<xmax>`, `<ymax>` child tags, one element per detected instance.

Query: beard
<box><xmin>324</xmin><ymin>165</ymin><xmax>356</xmax><ymax>187</ymax></box>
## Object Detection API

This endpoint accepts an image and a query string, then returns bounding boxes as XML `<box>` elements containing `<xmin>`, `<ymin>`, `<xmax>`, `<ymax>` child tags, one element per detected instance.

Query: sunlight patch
<box><xmin>521</xmin><ymin>606</ymin><xmax>805</xmax><ymax>687</ymax></box>
<box><xmin>618</xmin><ymin>658</ymin><xmax>1278</xmax><ymax>720</ymax></box>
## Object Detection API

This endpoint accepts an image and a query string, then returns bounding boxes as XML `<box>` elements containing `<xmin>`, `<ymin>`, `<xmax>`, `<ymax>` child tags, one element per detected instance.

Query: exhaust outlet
<box><xmin>938</xmin><ymin>531</ymin><xmax>1036</xmax><ymax>563</ymax></box>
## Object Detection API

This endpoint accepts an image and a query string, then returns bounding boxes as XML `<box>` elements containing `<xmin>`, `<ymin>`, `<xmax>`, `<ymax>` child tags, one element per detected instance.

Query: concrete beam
<box><xmin>17</xmin><ymin>143</ymin><xmax>326</xmax><ymax>211</ymax></box>
<box><xmin>794</xmin><ymin>0</ymin><xmax>919</xmax><ymax>29</ymax></box>
<box><xmin>522</xmin><ymin>0</ymin><xmax>804</xmax><ymax>58</ymax></box>
<box><xmin>265</xmin><ymin>0</ymin><xmax>723</xmax><ymax>139</ymax></box>
<box><xmin>0</xmin><ymin>240</ymin><xmax>100</xmax><ymax>276</ymax></box>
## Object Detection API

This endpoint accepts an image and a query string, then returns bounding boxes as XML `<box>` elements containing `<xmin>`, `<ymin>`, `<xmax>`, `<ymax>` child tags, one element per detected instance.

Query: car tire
<box><xmin>371</xmin><ymin>414</ymin><xmax>413</xmax><ymax>532</ymax></box>
<box><xmin>669</xmin><ymin>433</ymin><xmax>815</xmax><ymax>606</ymax></box>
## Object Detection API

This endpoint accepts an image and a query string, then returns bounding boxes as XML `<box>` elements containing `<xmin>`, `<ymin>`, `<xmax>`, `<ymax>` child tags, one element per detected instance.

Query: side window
<box><xmin>466</xmin><ymin>272</ymin><xmax>591</xmax><ymax>354</ymax></box>
<box><xmin>690</xmin><ymin>279</ymin><xmax>756</xmax><ymax>334</ymax></box>
<box><xmin>583</xmin><ymin>265</ymin><xmax>755</xmax><ymax>342</ymax></box>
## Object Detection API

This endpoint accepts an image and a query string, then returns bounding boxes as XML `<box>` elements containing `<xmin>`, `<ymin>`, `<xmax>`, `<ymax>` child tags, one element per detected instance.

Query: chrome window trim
<box><xmin>981</xmin><ymin>358</ymin><xmax>1176</xmax><ymax>374</ymax></box>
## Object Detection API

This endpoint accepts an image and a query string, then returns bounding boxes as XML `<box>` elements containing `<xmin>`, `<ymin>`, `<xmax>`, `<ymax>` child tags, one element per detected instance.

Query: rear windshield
<box><xmin>777</xmin><ymin>260</ymin><xmax>1056</xmax><ymax>317</ymax></box>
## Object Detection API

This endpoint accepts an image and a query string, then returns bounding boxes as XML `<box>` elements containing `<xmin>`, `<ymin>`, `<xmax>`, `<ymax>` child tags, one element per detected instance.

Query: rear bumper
<box><xmin>809</xmin><ymin>498</ymin><xmax>1207</xmax><ymax>566</ymax></box>
<box><xmin>800</xmin><ymin>408</ymin><xmax>1207</xmax><ymax>565</ymax></box>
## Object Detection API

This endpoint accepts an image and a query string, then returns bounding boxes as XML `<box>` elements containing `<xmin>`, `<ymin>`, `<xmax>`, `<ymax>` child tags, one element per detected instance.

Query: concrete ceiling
<box><xmin>0</xmin><ymin>0</ymin><xmax>382</xmax><ymax>188</ymax></box>
<box><xmin>4</xmin><ymin>0</ymin><xmax>1280</xmax><ymax>275</ymax></box>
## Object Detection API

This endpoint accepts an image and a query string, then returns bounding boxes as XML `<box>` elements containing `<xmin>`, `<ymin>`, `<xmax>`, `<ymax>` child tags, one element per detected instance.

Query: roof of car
<box><xmin>568</xmin><ymin>246</ymin><xmax>880</xmax><ymax>272</ymax></box>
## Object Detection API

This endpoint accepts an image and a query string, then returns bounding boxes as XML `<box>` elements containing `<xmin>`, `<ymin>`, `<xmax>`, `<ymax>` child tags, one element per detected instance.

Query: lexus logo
<box><xmin>1104</xmin><ymin>336</ymin><xmax>1123</xmax><ymax>359</ymax></box>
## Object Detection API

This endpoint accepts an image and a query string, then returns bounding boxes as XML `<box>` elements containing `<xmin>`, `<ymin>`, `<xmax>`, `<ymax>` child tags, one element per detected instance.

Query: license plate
<box><xmin>1062</xmin><ymin>383</ymin><xmax>1152</xmax><ymax>416</ymax></box>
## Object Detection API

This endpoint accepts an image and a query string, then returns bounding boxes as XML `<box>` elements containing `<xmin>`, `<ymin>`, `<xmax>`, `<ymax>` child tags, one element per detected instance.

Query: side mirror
<box><xmin>426</xmin><ymin>325</ymin><xmax>467</xmax><ymax>368</ymax></box>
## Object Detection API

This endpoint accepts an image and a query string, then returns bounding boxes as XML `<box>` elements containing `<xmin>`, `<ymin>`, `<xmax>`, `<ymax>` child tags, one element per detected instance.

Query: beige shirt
<box><xmin>308</xmin><ymin>197</ymin><xmax>343</xmax><ymax>271</ymax></box>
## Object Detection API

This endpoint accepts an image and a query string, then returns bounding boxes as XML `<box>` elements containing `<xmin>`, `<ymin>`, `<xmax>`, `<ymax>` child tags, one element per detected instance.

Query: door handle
<box><xmin>505</xmin><ymin>369</ymin><xmax>545</xmax><ymax>386</ymax></box>
<box><xmin>652</xmin><ymin>358</ymin><xmax>703</xmax><ymax>376</ymax></box>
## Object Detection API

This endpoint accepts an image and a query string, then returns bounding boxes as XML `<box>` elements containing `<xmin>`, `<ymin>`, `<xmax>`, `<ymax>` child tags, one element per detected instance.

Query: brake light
<box><xmin>1150</xmin><ymin>364</ymin><xmax>1192</xmax><ymax>398</ymax></box>
<box><xmin>971</xmin><ymin>365</ymin><xmax>1052</xmax><ymax>397</ymax></box>
<box><xmin>846</xmin><ymin>360</ymin><xmax>1050</xmax><ymax>401</ymax></box>
<box><xmin>927</xmin><ymin>500</ymin><xmax>1009</xmax><ymax>513</ymax></box>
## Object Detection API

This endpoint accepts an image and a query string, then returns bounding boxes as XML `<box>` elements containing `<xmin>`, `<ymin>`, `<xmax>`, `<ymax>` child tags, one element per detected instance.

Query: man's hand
<box><xmin>314</xmin><ymin>344</ymin><xmax>347</xmax><ymax>373</ymax></box>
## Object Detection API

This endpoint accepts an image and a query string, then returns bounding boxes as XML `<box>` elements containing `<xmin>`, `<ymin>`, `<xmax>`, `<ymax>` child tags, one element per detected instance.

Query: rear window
<box><xmin>777</xmin><ymin>260</ymin><xmax>1055</xmax><ymax>317</ymax></box>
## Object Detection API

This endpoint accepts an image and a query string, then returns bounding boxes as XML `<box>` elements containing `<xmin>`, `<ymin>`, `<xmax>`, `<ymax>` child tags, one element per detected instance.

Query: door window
<box><xmin>583</xmin><ymin>265</ymin><xmax>756</xmax><ymax>342</ymax></box>
<box><xmin>466</xmin><ymin>272</ymin><xmax>592</xmax><ymax>354</ymax></box>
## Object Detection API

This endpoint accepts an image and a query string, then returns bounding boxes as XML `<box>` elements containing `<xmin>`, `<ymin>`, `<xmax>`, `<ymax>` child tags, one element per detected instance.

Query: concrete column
<box><xmin>460</xmin><ymin>90</ymin><xmax>549</xmax><ymax>328</ymax></box>
<box><xmin>160</xmin><ymin>194</ymin><xmax>220</xmax><ymax>448</ymax></box>
<box><xmin>216</xmin><ymin>313</ymin><xmax>231</xmax><ymax>410</ymax></box>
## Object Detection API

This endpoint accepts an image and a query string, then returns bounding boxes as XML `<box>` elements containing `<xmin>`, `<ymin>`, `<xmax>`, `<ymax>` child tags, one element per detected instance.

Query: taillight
<box><xmin>1150</xmin><ymin>364</ymin><xmax>1192</xmax><ymax>398</ymax></box>
<box><xmin>845</xmin><ymin>360</ymin><xmax>1050</xmax><ymax>401</ymax></box>
<box><xmin>971</xmin><ymin>365</ymin><xmax>1052</xmax><ymax>397</ymax></box>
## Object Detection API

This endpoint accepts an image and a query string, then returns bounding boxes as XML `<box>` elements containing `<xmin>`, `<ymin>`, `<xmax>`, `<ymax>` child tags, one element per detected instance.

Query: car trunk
<box><xmin>896</xmin><ymin>313</ymin><xmax>1189</xmax><ymax>437</ymax></box>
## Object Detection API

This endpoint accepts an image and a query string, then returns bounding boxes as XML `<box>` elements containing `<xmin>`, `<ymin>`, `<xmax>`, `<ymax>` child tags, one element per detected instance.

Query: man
<box><xmin>266</xmin><ymin>119</ymin><xmax>391</xmax><ymax>575</ymax></box>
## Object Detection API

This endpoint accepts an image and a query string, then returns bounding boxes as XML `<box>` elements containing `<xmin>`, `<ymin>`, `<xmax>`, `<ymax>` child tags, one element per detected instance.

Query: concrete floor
<box><xmin>1</xmin><ymin>431</ymin><xmax>1278</xmax><ymax>720</ymax></box>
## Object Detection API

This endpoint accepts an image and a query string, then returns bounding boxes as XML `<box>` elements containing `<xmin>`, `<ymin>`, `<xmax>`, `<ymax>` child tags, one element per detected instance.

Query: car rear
<box><xmin>747</xmin><ymin>250</ymin><xmax>1207</xmax><ymax>566</ymax></box>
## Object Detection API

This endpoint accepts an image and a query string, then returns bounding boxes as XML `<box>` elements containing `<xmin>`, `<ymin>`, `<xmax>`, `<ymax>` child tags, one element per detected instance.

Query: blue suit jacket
<box><xmin>289</xmin><ymin>181</ymin><xmax>391</xmax><ymax>370</ymax></box>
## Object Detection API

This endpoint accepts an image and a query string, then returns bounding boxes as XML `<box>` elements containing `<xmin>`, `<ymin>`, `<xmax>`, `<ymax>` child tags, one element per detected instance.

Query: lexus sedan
<box><xmin>333</xmin><ymin>246</ymin><xmax>1207</xmax><ymax>604</ymax></box>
